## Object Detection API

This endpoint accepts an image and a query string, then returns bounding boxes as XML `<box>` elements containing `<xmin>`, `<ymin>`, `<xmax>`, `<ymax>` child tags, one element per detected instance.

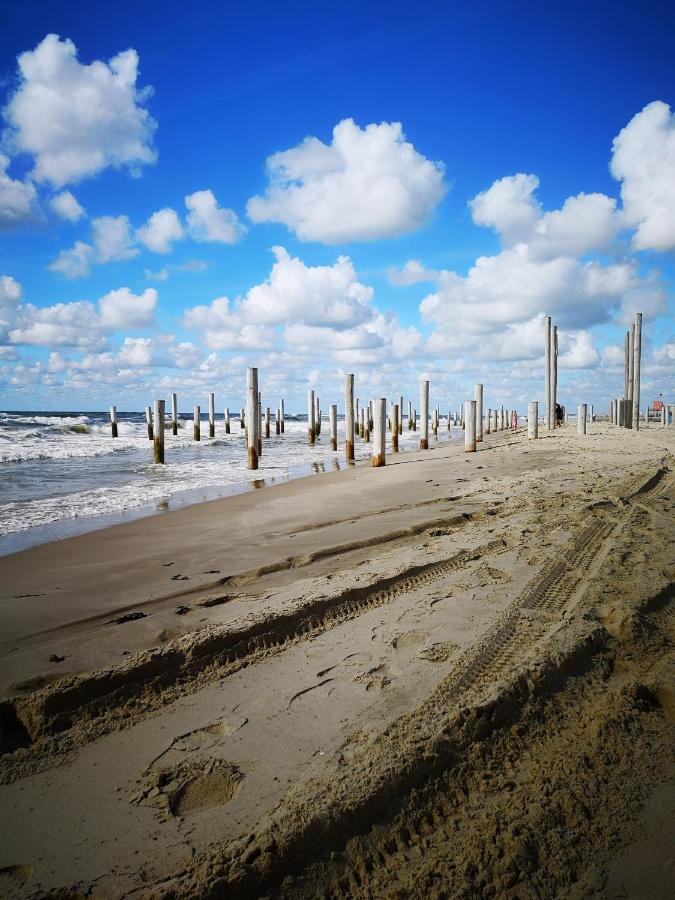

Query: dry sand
<box><xmin>0</xmin><ymin>421</ymin><xmax>673</xmax><ymax>899</ymax></box>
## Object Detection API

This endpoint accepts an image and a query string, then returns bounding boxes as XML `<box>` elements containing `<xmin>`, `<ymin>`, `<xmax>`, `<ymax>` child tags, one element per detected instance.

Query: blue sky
<box><xmin>0</xmin><ymin>0</ymin><xmax>673</xmax><ymax>412</ymax></box>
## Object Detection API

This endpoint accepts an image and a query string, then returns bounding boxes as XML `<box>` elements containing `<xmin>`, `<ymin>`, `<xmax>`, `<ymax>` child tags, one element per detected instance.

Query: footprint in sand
<box><xmin>416</xmin><ymin>640</ymin><xmax>459</xmax><ymax>663</ymax></box>
<box><xmin>390</xmin><ymin>630</ymin><xmax>428</xmax><ymax>651</ymax></box>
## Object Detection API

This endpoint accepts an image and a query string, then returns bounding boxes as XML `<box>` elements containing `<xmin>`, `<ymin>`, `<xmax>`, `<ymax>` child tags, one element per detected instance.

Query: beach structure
<box><xmin>464</xmin><ymin>400</ymin><xmax>477</xmax><ymax>452</ymax></box>
<box><xmin>578</xmin><ymin>403</ymin><xmax>587</xmax><ymax>435</ymax></box>
<box><xmin>345</xmin><ymin>374</ymin><xmax>355</xmax><ymax>461</ymax></box>
<box><xmin>330</xmin><ymin>405</ymin><xmax>337</xmax><ymax>451</ymax></box>
<box><xmin>391</xmin><ymin>404</ymin><xmax>399</xmax><ymax>452</ymax></box>
<box><xmin>146</xmin><ymin>406</ymin><xmax>153</xmax><ymax>440</ymax></box>
<box><xmin>208</xmin><ymin>392</ymin><xmax>215</xmax><ymax>438</ymax></box>
<box><xmin>420</xmin><ymin>380</ymin><xmax>429</xmax><ymax>450</ymax></box>
<box><xmin>372</xmin><ymin>398</ymin><xmax>386</xmax><ymax>467</ymax></box>
<box><xmin>246</xmin><ymin>368</ymin><xmax>258</xmax><ymax>469</ymax></box>
<box><xmin>193</xmin><ymin>405</ymin><xmax>200</xmax><ymax>441</ymax></box>
<box><xmin>225</xmin><ymin>408</ymin><xmax>230</xmax><ymax>434</ymax></box>
<box><xmin>281</xmin><ymin>399</ymin><xmax>285</xmax><ymax>433</ymax></box>
<box><xmin>110</xmin><ymin>405</ymin><xmax>118</xmax><ymax>438</ymax></box>
<box><xmin>153</xmin><ymin>400</ymin><xmax>165</xmax><ymax>464</ymax></box>
<box><xmin>265</xmin><ymin>407</ymin><xmax>271</xmax><ymax>438</ymax></box>
<box><xmin>474</xmin><ymin>384</ymin><xmax>484</xmax><ymax>441</ymax></box>
<box><xmin>528</xmin><ymin>401</ymin><xmax>538</xmax><ymax>439</ymax></box>
<box><xmin>308</xmin><ymin>390</ymin><xmax>316</xmax><ymax>445</ymax></box>
<box><xmin>544</xmin><ymin>316</ymin><xmax>558</xmax><ymax>430</ymax></box>
<box><xmin>171</xmin><ymin>393</ymin><xmax>178</xmax><ymax>435</ymax></box>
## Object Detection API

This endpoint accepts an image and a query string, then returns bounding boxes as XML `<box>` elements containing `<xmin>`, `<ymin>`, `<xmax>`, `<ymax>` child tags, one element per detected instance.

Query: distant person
<box><xmin>555</xmin><ymin>403</ymin><xmax>563</xmax><ymax>427</ymax></box>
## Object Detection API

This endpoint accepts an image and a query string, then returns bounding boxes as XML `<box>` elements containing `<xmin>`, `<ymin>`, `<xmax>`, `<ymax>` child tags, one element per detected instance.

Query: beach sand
<box><xmin>0</xmin><ymin>422</ymin><xmax>673</xmax><ymax>898</ymax></box>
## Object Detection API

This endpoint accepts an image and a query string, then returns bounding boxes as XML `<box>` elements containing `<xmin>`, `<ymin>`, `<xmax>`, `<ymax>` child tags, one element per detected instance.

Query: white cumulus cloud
<box><xmin>98</xmin><ymin>286</ymin><xmax>157</xmax><ymax>329</ymax></box>
<box><xmin>611</xmin><ymin>100</ymin><xmax>675</xmax><ymax>252</ymax></box>
<box><xmin>136</xmin><ymin>207</ymin><xmax>184</xmax><ymax>253</ymax></box>
<box><xmin>0</xmin><ymin>154</ymin><xmax>39</xmax><ymax>226</ymax></box>
<box><xmin>49</xmin><ymin>190</ymin><xmax>85</xmax><ymax>222</ymax></box>
<box><xmin>185</xmin><ymin>189</ymin><xmax>245</xmax><ymax>243</ymax></box>
<box><xmin>247</xmin><ymin>118</ymin><xmax>447</xmax><ymax>243</ymax></box>
<box><xmin>3</xmin><ymin>34</ymin><xmax>157</xmax><ymax>187</ymax></box>
<box><xmin>469</xmin><ymin>173</ymin><xmax>541</xmax><ymax>247</ymax></box>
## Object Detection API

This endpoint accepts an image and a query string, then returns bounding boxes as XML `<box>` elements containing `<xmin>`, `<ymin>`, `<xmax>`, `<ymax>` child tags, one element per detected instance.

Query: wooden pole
<box><xmin>528</xmin><ymin>401</ymin><xmax>538</xmax><ymax>439</ymax></box>
<box><xmin>420</xmin><ymin>380</ymin><xmax>429</xmax><ymax>450</ymax></box>
<box><xmin>551</xmin><ymin>325</ymin><xmax>558</xmax><ymax>430</ymax></box>
<box><xmin>315</xmin><ymin>397</ymin><xmax>321</xmax><ymax>436</ymax></box>
<box><xmin>308</xmin><ymin>389</ymin><xmax>315</xmax><ymax>445</ymax></box>
<box><xmin>265</xmin><ymin>406</ymin><xmax>271</xmax><ymax>438</ymax></box>
<box><xmin>486</xmin><ymin>408</ymin><xmax>491</xmax><ymax>434</ymax></box>
<box><xmin>280</xmin><ymin>399</ymin><xmax>285</xmax><ymax>433</ymax></box>
<box><xmin>153</xmin><ymin>399</ymin><xmax>165</xmax><ymax>464</ymax></box>
<box><xmin>330</xmin><ymin>403</ymin><xmax>337</xmax><ymax>451</ymax></box>
<box><xmin>276</xmin><ymin>407</ymin><xmax>280</xmax><ymax>435</ymax></box>
<box><xmin>391</xmin><ymin>403</ymin><xmax>399</xmax><ymax>452</ymax></box>
<box><xmin>257</xmin><ymin>391</ymin><xmax>262</xmax><ymax>456</ymax></box>
<box><xmin>193</xmin><ymin>405</ymin><xmax>200</xmax><ymax>441</ymax></box>
<box><xmin>623</xmin><ymin>330</ymin><xmax>630</xmax><ymax>428</ymax></box>
<box><xmin>372</xmin><ymin>398</ymin><xmax>386</xmax><ymax>467</ymax></box>
<box><xmin>632</xmin><ymin>312</ymin><xmax>642</xmax><ymax>431</ymax></box>
<box><xmin>408</xmin><ymin>400</ymin><xmax>413</xmax><ymax>430</ymax></box>
<box><xmin>364</xmin><ymin>405</ymin><xmax>371</xmax><ymax>442</ymax></box>
<box><xmin>208</xmin><ymin>392</ymin><xmax>215</xmax><ymax>438</ymax></box>
<box><xmin>246</xmin><ymin>368</ymin><xmax>258</xmax><ymax>469</ymax></box>
<box><xmin>544</xmin><ymin>315</ymin><xmax>551</xmax><ymax>429</ymax></box>
<box><xmin>474</xmin><ymin>383</ymin><xmax>484</xmax><ymax>441</ymax></box>
<box><xmin>225</xmin><ymin>407</ymin><xmax>230</xmax><ymax>434</ymax></box>
<box><xmin>578</xmin><ymin>403</ymin><xmax>587</xmax><ymax>435</ymax></box>
<box><xmin>464</xmin><ymin>400</ymin><xmax>477</xmax><ymax>452</ymax></box>
<box><xmin>110</xmin><ymin>405</ymin><xmax>118</xmax><ymax>438</ymax></box>
<box><xmin>345</xmin><ymin>374</ymin><xmax>355</xmax><ymax>461</ymax></box>
<box><xmin>399</xmin><ymin>396</ymin><xmax>404</xmax><ymax>434</ymax></box>
<box><xmin>171</xmin><ymin>393</ymin><xmax>178</xmax><ymax>436</ymax></box>
<box><xmin>146</xmin><ymin>405</ymin><xmax>153</xmax><ymax>440</ymax></box>
<box><xmin>240</xmin><ymin>408</ymin><xmax>245</xmax><ymax>430</ymax></box>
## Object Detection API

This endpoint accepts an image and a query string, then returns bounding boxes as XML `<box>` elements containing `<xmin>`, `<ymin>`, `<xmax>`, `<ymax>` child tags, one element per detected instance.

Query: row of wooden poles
<box><xmin>608</xmin><ymin>312</ymin><xmax>643</xmax><ymax>429</ymax></box>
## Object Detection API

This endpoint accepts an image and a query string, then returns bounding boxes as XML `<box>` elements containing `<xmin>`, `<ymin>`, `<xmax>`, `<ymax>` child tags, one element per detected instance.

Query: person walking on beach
<box><xmin>555</xmin><ymin>403</ymin><xmax>563</xmax><ymax>427</ymax></box>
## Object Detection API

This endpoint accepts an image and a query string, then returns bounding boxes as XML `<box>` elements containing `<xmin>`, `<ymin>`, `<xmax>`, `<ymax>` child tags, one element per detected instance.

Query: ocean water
<box><xmin>0</xmin><ymin>410</ymin><xmax>460</xmax><ymax>554</ymax></box>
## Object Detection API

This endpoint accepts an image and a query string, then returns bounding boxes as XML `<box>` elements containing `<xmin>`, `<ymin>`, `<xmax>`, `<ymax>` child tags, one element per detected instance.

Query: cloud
<box><xmin>48</xmin><ymin>240</ymin><xmax>94</xmax><ymax>278</ymax></box>
<box><xmin>4</xmin><ymin>278</ymin><xmax>157</xmax><ymax>348</ymax></box>
<box><xmin>0</xmin><ymin>153</ymin><xmax>39</xmax><ymax>226</ymax></box>
<box><xmin>247</xmin><ymin>118</ymin><xmax>447</xmax><ymax>243</ymax></box>
<box><xmin>136</xmin><ymin>207</ymin><xmax>184</xmax><ymax>253</ymax></box>
<box><xmin>49</xmin><ymin>190</ymin><xmax>85</xmax><ymax>222</ymax></box>
<box><xmin>91</xmin><ymin>214</ymin><xmax>138</xmax><ymax>262</ymax></box>
<box><xmin>610</xmin><ymin>100</ymin><xmax>675</xmax><ymax>252</ymax></box>
<box><xmin>3</xmin><ymin>34</ymin><xmax>157</xmax><ymax>187</ymax></box>
<box><xmin>388</xmin><ymin>259</ymin><xmax>441</xmax><ymax>286</ymax></box>
<box><xmin>144</xmin><ymin>259</ymin><xmax>209</xmax><ymax>281</ymax></box>
<box><xmin>558</xmin><ymin>331</ymin><xmax>600</xmax><ymax>369</ymax></box>
<box><xmin>50</xmin><ymin>214</ymin><xmax>137</xmax><ymax>277</ymax></box>
<box><xmin>185</xmin><ymin>189</ymin><xmax>245</xmax><ymax>243</ymax></box>
<box><xmin>98</xmin><ymin>286</ymin><xmax>157</xmax><ymax>329</ymax></box>
<box><xmin>469</xmin><ymin>173</ymin><xmax>541</xmax><ymax>247</ymax></box>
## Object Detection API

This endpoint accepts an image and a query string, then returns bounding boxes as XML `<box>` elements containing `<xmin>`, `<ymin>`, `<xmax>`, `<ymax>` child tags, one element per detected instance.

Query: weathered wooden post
<box><xmin>193</xmin><ymin>405</ymin><xmax>201</xmax><ymax>441</ymax></box>
<box><xmin>551</xmin><ymin>325</ymin><xmax>558</xmax><ymax>429</ymax></box>
<box><xmin>372</xmin><ymin>398</ymin><xmax>386</xmax><ymax>467</ymax></box>
<box><xmin>110</xmin><ymin>405</ymin><xmax>118</xmax><ymax>438</ymax></box>
<box><xmin>545</xmin><ymin>315</ymin><xmax>551</xmax><ymax>429</ymax></box>
<box><xmin>399</xmin><ymin>396</ymin><xmax>404</xmax><ymax>434</ymax></box>
<box><xmin>240</xmin><ymin>408</ymin><xmax>245</xmax><ymax>430</ymax></box>
<box><xmin>146</xmin><ymin>405</ymin><xmax>153</xmax><ymax>440</ymax></box>
<box><xmin>153</xmin><ymin>399</ymin><xmax>165</xmax><ymax>464</ymax></box>
<box><xmin>276</xmin><ymin>407</ymin><xmax>281</xmax><ymax>435</ymax></box>
<box><xmin>171</xmin><ymin>393</ymin><xmax>178</xmax><ymax>435</ymax></box>
<box><xmin>464</xmin><ymin>400</ymin><xmax>477</xmax><ymax>452</ymax></box>
<box><xmin>528</xmin><ymin>401</ymin><xmax>538</xmax><ymax>439</ymax></box>
<box><xmin>265</xmin><ymin>406</ymin><xmax>271</xmax><ymax>438</ymax></box>
<box><xmin>632</xmin><ymin>312</ymin><xmax>642</xmax><ymax>430</ymax></box>
<box><xmin>364</xmin><ymin>406</ymin><xmax>371</xmax><ymax>442</ymax></box>
<box><xmin>246</xmin><ymin>368</ymin><xmax>258</xmax><ymax>469</ymax></box>
<box><xmin>208</xmin><ymin>392</ymin><xmax>215</xmax><ymax>438</ymax></box>
<box><xmin>391</xmin><ymin>403</ymin><xmax>399</xmax><ymax>452</ymax></box>
<box><xmin>308</xmin><ymin>389</ymin><xmax>315</xmax><ymax>445</ymax></box>
<box><xmin>627</xmin><ymin>323</ymin><xmax>635</xmax><ymax>429</ymax></box>
<box><xmin>330</xmin><ymin>404</ymin><xmax>338</xmax><ymax>451</ymax></box>
<box><xmin>224</xmin><ymin>407</ymin><xmax>230</xmax><ymax>434</ymax></box>
<box><xmin>280</xmin><ymin>399</ymin><xmax>285</xmax><ymax>433</ymax></box>
<box><xmin>345</xmin><ymin>374</ymin><xmax>355</xmax><ymax>461</ymax></box>
<box><xmin>474</xmin><ymin>384</ymin><xmax>484</xmax><ymax>441</ymax></box>
<box><xmin>420</xmin><ymin>380</ymin><xmax>429</xmax><ymax>450</ymax></box>
<box><xmin>257</xmin><ymin>391</ymin><xmax>262</xmax><ymax>456</ymax></box>
<box><xmin>315</xmin><ymin>397</ymin><xmax>321</xmax><ymax>436</ymax></box>
<box><xmin>359</xmin><ymin>408</ymin><xmax>364</xmax><ymax>439</ymax></box>
<box><xmin>578</xmin><ymin>403</ymin><xmax>587</xmax><ymax>435</ymax></box>
<box><xmin>408</xmin><ymin>400</ymin><xmax>413</xmax><ymax>430</ymax></box>
<box><xmin>355</xmin><ymin>398</ymin><xmax>360</xmax><ymax>436</ymax></box>
<box><xmin>623</xmin><ymin>330</ymin><xmax>630</xmax><ymax>428</ymax></box>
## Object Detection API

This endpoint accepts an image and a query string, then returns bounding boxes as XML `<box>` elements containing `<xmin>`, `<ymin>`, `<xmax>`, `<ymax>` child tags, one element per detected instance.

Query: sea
<box><xmin>0</xmin><ymin>410</ymin><xmax>459</xmax><ymax>555</ymax></box>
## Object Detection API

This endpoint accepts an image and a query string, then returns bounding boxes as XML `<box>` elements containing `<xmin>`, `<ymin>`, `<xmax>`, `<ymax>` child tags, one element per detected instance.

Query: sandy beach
<box><xmin>0</xmin><ymin>421</ymin><xmax>673</xmax><ymax>898</ymax></box>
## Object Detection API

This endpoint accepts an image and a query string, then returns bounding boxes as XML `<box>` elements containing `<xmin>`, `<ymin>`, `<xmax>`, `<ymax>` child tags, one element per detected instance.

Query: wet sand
<box><xmin>0</xmin><ymin>422</ymin><xmax>673</xmax><ymax>899</ymax></box>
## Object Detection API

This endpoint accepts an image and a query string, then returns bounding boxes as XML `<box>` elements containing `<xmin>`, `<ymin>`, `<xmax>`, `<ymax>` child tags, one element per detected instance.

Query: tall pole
<box><xmin>474</xmin><ymin>383</ymin><xmax>484</xmax><ymax>441</ymax></box>
<box><xmin>372</xmin><ymin>398</ymin><xmax>386</xmax><ymax>467</ymax></box>
<box><xmin>345</xmin><ymin>373</ymin><xmax>355</xmax><ymax>461</ymax></box>
<box><xmin>623</xmin><ymin>330</ymin><xmax>630</xmax><ymax>428</ymax></box>
<box><xmin>153</xmin><ymin>399</ymin><xmax>165</xmax><ymax>464</ymax></box>
<box><xmin>308</xmin><ymin>389</ymin><xmax>315</xmax><ymax>445</ymax></box>
<box><xmin>171</xmin><ymin>393</ymin><xmax>178</xmax><ymax>436</ymax></box>
<box><xmin>551</xmin><ymin>325</ymin><xmax>558</xmax><ymax>428</ymax></box>
<box><xmin>544</xmin><ymin>316</ymin><xmax>552</xmax><ymax>430</ymax></box>
<box><xmin>464</xmin><ymin>400</ymin><xmax>477</xmax><ymax>452</ymax></box>
<box><xmin>632</xmin><ymin>313</ymin><xmax>642</xmax><ymax>431</ymax></box>
<box><xmin>246</xmin><ymin>368</ymin><xmax>258</xmax><ymax>469</ymax></box>
<box><xmin>420</xmin><ymin>380</ymin><xmax>429</xmax><ymax>450</ymax></box>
